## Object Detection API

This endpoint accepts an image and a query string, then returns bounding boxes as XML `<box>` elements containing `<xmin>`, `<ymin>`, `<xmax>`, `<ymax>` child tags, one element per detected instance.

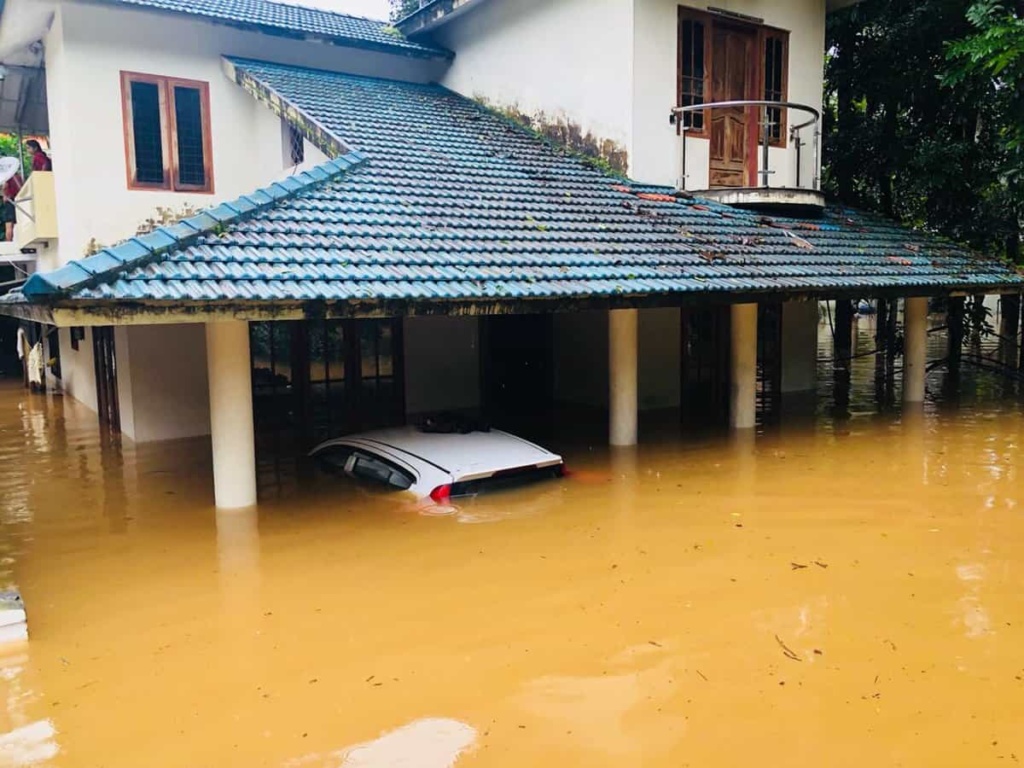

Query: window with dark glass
<box><xmin>129</xmin><ymin>81</ymin><xmax>165</xmax><ymax>185</ymax></box>
<box><xmin>173</xmin><ymin>86</ymin><xmax>207</xmax><ymax>187</ymax></box>
<box><xmin>121</xmin><ymin>72</ymin><xmax>213</xmax><ymax>193</ymax></box>
<box><xmin>678</xmin><ymin>10</ymin><xmax>708</xmax><ymax>133</ymax></box>
<box><xmin>763</xmin><ymin>32</ymin><xmax>789</xmax><ymax>146</ymax></box>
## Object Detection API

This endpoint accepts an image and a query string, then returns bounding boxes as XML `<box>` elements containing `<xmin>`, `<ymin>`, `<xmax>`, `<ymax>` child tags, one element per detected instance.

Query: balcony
<box><xmin>669</xmin><ymin>100</ymin><xmax>824</xmax><ymax>215</ymax></box>
<box><xmin>14</xmin><ymin>171</ymin><xmax>57</xmax><ymax>250</ymax></box>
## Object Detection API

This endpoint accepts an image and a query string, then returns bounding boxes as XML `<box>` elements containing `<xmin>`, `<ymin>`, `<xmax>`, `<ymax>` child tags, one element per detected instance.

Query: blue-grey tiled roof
<box><xmin>97</xmin><ymin>0</ymin><xmax>449</xmax><ymax>57</ymax></box>
<box><xmin>18</xmin><ymin>59</ymin><xmax>1024</xmax><ymax>306</ymax></box>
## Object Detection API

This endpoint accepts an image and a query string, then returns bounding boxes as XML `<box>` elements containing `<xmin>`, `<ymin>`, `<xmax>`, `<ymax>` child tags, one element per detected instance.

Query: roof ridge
<box><xmin>98</xmin><ymin>0</ymin><xmax>452</xmax><ymax>59</ymax></box>
<box><xmin>21</xmin><ymin>151</ymin><xmax>370</xmax><ymax>299</ymax></box>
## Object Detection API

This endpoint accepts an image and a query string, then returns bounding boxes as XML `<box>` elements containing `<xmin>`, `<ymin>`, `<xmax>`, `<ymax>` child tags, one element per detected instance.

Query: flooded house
<box><xmin>0</xmin><ymin>0</ymin><xmax>1020</xmax><ymax>510</ymax></box>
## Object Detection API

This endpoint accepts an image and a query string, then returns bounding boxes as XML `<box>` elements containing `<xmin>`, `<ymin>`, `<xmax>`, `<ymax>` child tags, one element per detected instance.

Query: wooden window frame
<box><xmin>676</xmin><ymin>8</ymin><xmax>791</xmax><ymax>148</ymax></box>
<box><xmin>759</xmin><ymin>26</ymin><xmax>790</xmax><ymax>148</ymax></box>
<box><xmin>120</xmin><ymin>71</ymin><xmax>215</xmax><ymax>194</ymax></box>
<box><xmin>677</xmin><ymin>7</ymin><xmax>713</xmax><ymax>138</ymax></box>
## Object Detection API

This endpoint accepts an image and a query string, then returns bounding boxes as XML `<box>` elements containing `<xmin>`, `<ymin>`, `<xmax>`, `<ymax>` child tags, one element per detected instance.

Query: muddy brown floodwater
<box><xmin>1</xmin><ymin>321</ymin><xmax>1024</xmax><ymax>767</ymax></box>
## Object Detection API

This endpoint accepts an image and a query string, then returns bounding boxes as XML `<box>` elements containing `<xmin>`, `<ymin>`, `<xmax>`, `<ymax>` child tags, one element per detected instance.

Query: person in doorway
<box><xmin>25</xmin><ymin>140</ymin><xmax>51</xmax><ymax>172</ymax></box>
<box><xmin>1</xmin><ymin>170</ymin><xmax>22</xmax><ymax>242</ymax></box>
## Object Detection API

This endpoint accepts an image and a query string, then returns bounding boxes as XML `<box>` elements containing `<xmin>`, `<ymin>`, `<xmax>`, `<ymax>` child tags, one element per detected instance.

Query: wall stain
<box><xmin>474</xmin><ymin>96</ymin><xmax>629</xmax><ymax>177</ymax></box>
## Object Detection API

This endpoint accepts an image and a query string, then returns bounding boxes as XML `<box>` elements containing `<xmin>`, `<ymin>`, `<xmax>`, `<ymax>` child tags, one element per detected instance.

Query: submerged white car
<box><xmin>309</xmin><ymin>426</ymin><xmax>565</xmax><ymax>502</ymax></box>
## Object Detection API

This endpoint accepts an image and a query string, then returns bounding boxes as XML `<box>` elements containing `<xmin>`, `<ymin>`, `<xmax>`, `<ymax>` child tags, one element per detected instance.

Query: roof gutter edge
<box><xmin>396</xmin><ymin>0</ymin><xmax>491</xmax><ymax>37</ymax></box>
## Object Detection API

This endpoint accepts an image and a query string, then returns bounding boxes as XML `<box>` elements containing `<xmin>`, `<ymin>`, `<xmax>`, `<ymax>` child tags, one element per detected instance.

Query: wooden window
<box><xmin>677</xmin><ymin>8</ymin><xmax>711</xmax><ymax>135</ymax></box>
<box><xmin>121</xmin><ymin>72</ymin><xmax>214</xmax><ymax>193</ymax></box>
<box><xmin>761</xmin><ymin>29</ymin><xmax>789</xmax><ymax>146</ymax></box>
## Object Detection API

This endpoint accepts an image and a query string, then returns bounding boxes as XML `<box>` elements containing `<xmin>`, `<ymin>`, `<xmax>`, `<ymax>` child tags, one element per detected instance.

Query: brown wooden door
<box><xmin>709</xmin><ymin>25</ymin><xmax>756</xmax><ymax>188</ymax></box>
<box><xmin>92</xmin><ymin>326</ymin><xmax>121</xmax><ymax>432</ymax></box>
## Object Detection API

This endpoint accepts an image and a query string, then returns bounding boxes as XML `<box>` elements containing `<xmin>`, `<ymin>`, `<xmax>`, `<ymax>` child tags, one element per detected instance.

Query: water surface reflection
<box><xmin>0</xmin><ymin>321</ymin><xmax>1021</xmax><ymax>765</ymax></box>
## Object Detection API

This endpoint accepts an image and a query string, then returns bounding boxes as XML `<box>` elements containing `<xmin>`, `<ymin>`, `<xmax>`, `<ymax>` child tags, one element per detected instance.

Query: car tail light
<box><xmin>429</xmin><ymin>484</ymin><xmax>452</xmax><ymax>503</ymax></box>
<box><xmin>559</xmin><ymin>465</ymin><xmax>571</xmax><ymax>478</ymax></box>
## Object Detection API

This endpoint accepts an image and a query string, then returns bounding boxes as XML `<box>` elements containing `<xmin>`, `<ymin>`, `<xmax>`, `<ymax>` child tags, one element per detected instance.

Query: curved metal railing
<box><xmin>669</xmin><ymin>100</ymin><xmax>821</xmax><ymax>192</ymax></box>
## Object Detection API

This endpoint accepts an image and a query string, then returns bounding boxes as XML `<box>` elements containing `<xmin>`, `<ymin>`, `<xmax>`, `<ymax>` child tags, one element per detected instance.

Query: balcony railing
<box><xmin>668</xmin><ymin>100</ymin><xmax>822</xmax><ymax>210</ymax></box>
<box><xmin>14</xmin><ymin>171</ymin><xmax>58</xmax><ymax>249</ymax></box>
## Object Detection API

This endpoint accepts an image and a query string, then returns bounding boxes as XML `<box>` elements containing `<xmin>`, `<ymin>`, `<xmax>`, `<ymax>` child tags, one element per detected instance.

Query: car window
<box><xmin>314</xmin><ymin>446</ymin><xmax>355</xmax><ymax>475</ymax></box>
<box><xmin>350</xmin><ymin>453</ymin><xmax>414</xmax><ymax>491</ymax></box>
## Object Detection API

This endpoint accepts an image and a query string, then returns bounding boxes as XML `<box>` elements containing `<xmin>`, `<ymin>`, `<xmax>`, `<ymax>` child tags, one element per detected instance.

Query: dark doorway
<box><xmin>757</xmin><ymin>302</ymin><xmax>783</xmax><ymax>426</ymax></box>
<box><xmin>93</xmin><ymin>327</ymin><xmax>121</xmax><ymax>432</ymax></box>
<box><xmin>681</xmin><ymin>306</ymin><xmax>731</xmax><ymax>428</ymax></box>
<box><xmin>709</xmin><ymin>23</ymin><xmax>756</xmax><ymax>187</ymax></box>
<box><xmin>481</xmin><ymin>315</ymin><xmax>554</xmax><ymax>431</ymax></box>
<box><xmin>250</xmin><ymin>318</ymin><xmax>405</xmax><ymax>455</ymax></box>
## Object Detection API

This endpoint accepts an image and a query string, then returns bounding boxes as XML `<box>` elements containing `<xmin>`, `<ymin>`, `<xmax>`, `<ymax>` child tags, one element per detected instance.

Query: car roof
<box><xmin>315</xmin><ymin>426</ymin><xmax>561</xmax><ymax>481</ymax></box>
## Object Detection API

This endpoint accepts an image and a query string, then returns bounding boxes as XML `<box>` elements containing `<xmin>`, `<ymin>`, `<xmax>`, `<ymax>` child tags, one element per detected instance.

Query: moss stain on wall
<box><xmin>474</xmin><ymin>96</ymin><xmax>629</xmax><ymax>176</ymax></box>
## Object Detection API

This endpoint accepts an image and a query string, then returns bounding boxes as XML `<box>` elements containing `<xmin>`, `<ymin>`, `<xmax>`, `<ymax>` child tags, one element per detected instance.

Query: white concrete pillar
<box><xmin>206</xmin><ymin>321</ymin><xmax>257</xmax><ymax>509</ymax></box>
<box><xmin>730</xmin><ymin>303</ymin><xmax>758</xmax><ymax>430</ymax></box>
<box><xmin>903</xmin><ymin>297</ymin><xmax>928</xmax><ymax>404</ymax></box>
<box><xmin>609</xmin><ymin>309</ymin><xmax>638</xmax><ymax>447</ymax></box>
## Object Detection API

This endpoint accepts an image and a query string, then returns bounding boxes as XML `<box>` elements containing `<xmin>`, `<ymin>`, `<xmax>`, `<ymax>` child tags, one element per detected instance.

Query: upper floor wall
<box><xmin>21</xmin><ymin>0</ymin><xmax>448</xmax><ymax>269</ymax></box>
<box><xmin>633</xmin><ymin>0</ymin><xmax>826</xmax><ymax>190</ymax></box>
<box><xmin>427</xmin><ymin>0</ymin><xmax>828</xmax><ymax>193</ymax></box>
<box><xmin>432</xmin><ymin>0</ymin><xmax>634</xmax><ymax>175</ymax></box>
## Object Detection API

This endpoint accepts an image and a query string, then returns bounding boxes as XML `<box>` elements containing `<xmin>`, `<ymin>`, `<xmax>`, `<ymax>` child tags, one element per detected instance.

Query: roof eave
<box><xmin>396</xmin><ymin>0</ymin><xmax>491</xmax><ymax>37</ymax></box>
<box><xmin>14</xmin><ymin>280</ymin><xmax>1023</xmax><ymax>328</ymax></box>
<box><xmin>82</xmin><ymin>0</ymin><xmax>453</xmax><ymax>60</ymax></box>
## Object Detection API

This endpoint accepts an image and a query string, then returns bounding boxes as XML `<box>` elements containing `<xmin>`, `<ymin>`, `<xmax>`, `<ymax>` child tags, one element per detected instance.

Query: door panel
<box><xmin>710</xmin><ymin>25</ymin><xmax>755</xmax><ymax>188</ymax></box>
<box><xmin>93</xmin><ymin>327</ymin><xmax>121</xmax><ymax>432</ymax></box>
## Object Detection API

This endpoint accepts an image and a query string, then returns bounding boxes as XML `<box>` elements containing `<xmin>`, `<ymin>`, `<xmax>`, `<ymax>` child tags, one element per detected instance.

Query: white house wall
<box><xmin>403</xmin><ymin>316</ymin><xmax>480</xmax><ymax>416</ymax></box>
<box><xmin>631</xmin><ymin>0</ymin><xmax>826</xmax><ymax>188</ymax></box>
<box><xmin>121</xmin><ymin>324</ymin><xmax>211</xmax><ymax>443</ymax></box>
<box><xmin>433</xmin><ymin>0</ymin><xmax>634</xmax><ymax>174</ymax></box>
<box><xmin>57</xmin><ymin>327</ymin><xmax>97</xmax><ymax>413</ymax></box>
<box><xmin>42</xmin><ymin>0</ymin><xmax>437</xmax><ymax>269</ymax></box>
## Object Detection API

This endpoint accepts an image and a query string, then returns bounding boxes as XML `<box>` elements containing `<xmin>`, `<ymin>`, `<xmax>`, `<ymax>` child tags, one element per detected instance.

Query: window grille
<box><xmin>678</xmin><ymin>15</ymin><xmax>707</xmax><ymax>132</ymax></box>
<box><xmin>121</xmin><ymin>72</ymin><xmax>213</xmax><ymax>193</ymax></box>
<box><xmin>173</xmin><ymin>86</ymin><xmax>207</xmax><ymax>187</ymax></box>
<box><xmin>763</xmin><ymin>34</ymin><xmax>788</xmax><ymax>145</ymax></box>
<box><xmin>129</xmin><ymin>81</ymin><xmax>165</xmax><ymax>185</ymax></box>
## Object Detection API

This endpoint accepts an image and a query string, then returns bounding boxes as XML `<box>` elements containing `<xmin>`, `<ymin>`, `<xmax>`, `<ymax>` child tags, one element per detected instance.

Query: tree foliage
<box><xmin>0</xmin><ymin>134</ymin><xmax>28</xmax><ymax>177</ymax></box>
<box><xmin>825</xmin><ymin>0</ymin><xmax>1023</xmax><ymax>263</ymax></box>
<box><xmin>388</xmin><ymin>0</ymin><xmax>421</xmax><ymax>21</ymax></box>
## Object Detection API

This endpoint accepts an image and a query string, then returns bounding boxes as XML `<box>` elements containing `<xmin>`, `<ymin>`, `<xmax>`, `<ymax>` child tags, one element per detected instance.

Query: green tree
<box><xmin>824</xmin><ymin>0</ymin><xmax>1021</xmax><ymax>262</ymax></box>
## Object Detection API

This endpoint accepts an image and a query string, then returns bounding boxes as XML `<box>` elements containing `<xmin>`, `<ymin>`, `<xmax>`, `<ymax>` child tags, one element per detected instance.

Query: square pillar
<box><xmin>609</xmin><ymin>309</ymin><xmax>638</xmax><ymax>446</ymax></box>
<box><xmin>730</xmin><ymin>303</ymin><xmax>758</xmax><ymax>430</ymax></box>
<box><xmin>206</xmin><ymin>321</ymin><xmax>257</xmax><ymax>509</ymax></box>
<box><xmin>903</xmin><ymin>297</ymin><xmax>928</xmax><ymax>404</ymax></box>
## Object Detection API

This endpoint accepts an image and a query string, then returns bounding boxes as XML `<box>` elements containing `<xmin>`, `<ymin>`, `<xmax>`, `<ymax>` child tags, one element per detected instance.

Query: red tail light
<box><xmin>559</xmin><ymin>464</ymin><xmax>570</xmax><ymax>478</ymax></box>
<box><xmin>429</xmin><ymin>484</ymin><xmax>452</xmax><ymax>503</ymax></box>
